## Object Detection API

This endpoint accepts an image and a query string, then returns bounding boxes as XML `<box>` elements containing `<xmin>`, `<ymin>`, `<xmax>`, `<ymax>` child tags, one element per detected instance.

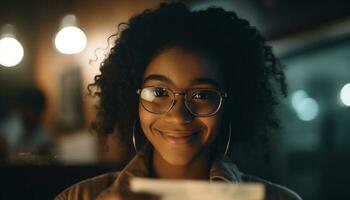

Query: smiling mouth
<box><xmin>154</xmin><ymin>128</ymin><xmax>199</xmax><ymax>145</ymax></box>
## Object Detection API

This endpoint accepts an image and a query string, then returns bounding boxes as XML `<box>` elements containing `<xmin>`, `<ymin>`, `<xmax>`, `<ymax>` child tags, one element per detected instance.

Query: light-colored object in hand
<box><xmin>130</xmin><ymin>177</ymin><xmax>265</xmax><ymax>200</ymax></box>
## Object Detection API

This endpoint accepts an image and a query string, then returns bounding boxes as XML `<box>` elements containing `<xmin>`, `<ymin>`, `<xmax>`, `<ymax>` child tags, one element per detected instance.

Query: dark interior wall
<box><xmin>253</xmin><ymin>0</ymin><xmax>350</xmax><ymax>39</ymax></box>
<box><xmin>190</xmin><ymin>0</ymin><xmax>350</xmax><ymax>39</ymax></box>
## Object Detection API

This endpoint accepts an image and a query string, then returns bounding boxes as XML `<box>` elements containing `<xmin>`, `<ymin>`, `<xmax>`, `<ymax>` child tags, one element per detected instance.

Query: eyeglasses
<box><xmin>137</xmin><ymin>86</ymin><xmax>227</xmax><ymax>117</ymax></box>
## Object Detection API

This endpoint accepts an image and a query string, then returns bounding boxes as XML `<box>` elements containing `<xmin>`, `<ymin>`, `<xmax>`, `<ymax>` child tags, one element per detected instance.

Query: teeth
<box><xmin>154</xmin><ymin>128</ymin><xmax>198</xmax><ymax>145</ymax></box>
<box><xmin>168</xmin><ymin>134</ymin><xmax>193</xmax><ymax>138</ymax></box>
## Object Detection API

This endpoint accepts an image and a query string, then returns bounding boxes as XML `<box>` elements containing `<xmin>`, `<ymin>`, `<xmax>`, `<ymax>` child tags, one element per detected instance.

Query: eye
<box><xmin>192</xmin><ymin>90</ymin><xmax>215</xmax><ymax>100</ymax></box>
<box><xmin>152</xmin><ymin>87</ymin><xmax>169</xmax><ymax>97</ymax></box>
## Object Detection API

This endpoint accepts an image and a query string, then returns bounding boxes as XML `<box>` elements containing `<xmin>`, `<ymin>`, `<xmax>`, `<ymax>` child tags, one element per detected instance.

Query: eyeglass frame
<box><xmin>136</xmin><ymin>86</ymin><xmax>228</xmax><ymax>117</ymax></box>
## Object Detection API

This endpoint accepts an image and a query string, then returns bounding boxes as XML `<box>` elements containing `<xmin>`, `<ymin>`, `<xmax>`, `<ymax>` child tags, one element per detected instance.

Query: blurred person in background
<box><xmin>0</xmin><ymin>87</ymin><xmax>53</xmax><ymax>162</ymax></box>
<box><xmin>0</xmin><ymin>93</ymin><xmax>10</xmax><ymax>163</ymax></box>
<box><xmin>0</xmin><ymin>91</ymin><xmax>16</xmax><ymax>162</ymax></box>
<box><xmin>56</xmin><ymin>2</ymin><xmax>301</xmax><ymax>200</ymax></box>
<box><xmin>14</xmin><ymin>87</ymin><xmax>53</xmax><ymax>156</ymax></box>
<box><xmin>0</xmin><ymin>135</ymin><xmax>6</xmax><ymax>164</ymax></box>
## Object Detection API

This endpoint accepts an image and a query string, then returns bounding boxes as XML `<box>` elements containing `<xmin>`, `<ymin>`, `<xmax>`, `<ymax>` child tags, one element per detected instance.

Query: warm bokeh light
<box><xmin>340</xmin><ymin>83</ymin><xmax>350</xmax><ymax>106</ymax></box>
<box><xmin>54</xmin><ymin>26</ymin><xmax>87</xmax><ymax>54</ymax></box>
<box><xmin>0</xmin><ymin>37</ymin><xmax>24</xmax><ymax>67</ymax></box>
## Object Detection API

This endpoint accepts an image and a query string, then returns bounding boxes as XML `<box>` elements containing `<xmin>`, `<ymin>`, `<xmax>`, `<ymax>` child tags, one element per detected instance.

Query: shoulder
<box><xmin>240</xmin><ymin>173</ymin><xmax>302</xmax><ymax>200</ymax></box>
<box><xmin>54</xmin><ymin>172</ymin><xmax>119</xmax><ymax>200</ymax></box>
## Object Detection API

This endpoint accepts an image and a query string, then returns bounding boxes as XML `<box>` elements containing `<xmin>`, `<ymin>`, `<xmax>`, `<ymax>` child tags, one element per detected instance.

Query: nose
<box><xmin>163</xmin><ymin>96</ymin><xmax>194</xmax><ymax>124</ymax></box>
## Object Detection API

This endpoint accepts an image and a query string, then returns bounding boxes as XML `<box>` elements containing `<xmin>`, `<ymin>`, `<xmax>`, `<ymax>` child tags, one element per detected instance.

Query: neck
<box><xmin>152</xmin><ymin>150</ymin><xmax>211</xmax><ymax>180</ymax></box>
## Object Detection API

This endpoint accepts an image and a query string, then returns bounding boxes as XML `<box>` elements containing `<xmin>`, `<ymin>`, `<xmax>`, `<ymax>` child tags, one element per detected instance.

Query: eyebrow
<box><xmin>143</xmin><ymin>74</ymin><xmax>221</xmax><ymax>88</ymax></box>
<box><xmin>143</xmin><ymin>74</ymin><xmax>173</xmax><ymax>85</ymax></box>
<box><xmin>190</xmin><ymin>78</ymin><xmax>221</xmax><ymax>88</ymax></box>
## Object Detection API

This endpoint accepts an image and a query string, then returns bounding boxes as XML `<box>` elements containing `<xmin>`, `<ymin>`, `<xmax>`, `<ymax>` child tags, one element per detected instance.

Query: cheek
<box><xmin>201</xmin><ymin>113</ymin><xmax>223</xmax><ymax>143</ymax></box>
<box><xmin>139</xmin><ymin>104</ymin><xmax>156</xmax><ymax>137</ymax></box>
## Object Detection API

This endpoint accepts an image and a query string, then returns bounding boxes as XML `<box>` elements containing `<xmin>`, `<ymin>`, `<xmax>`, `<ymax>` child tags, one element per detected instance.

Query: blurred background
<box><xmin>0</xmin><ymin>0</ymin><xmax>349</xmax><ymax>199</ymax></box>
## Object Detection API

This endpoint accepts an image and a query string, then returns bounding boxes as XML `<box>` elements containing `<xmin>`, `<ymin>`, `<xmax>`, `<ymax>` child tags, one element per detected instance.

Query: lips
<box><xmin>154</xmin><ymin>128</ymin><xmax>199</xmax><ymax>145</ymax></box>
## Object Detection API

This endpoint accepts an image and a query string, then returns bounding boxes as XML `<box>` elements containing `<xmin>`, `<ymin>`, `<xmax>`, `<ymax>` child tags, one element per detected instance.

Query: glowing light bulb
<box><xmin>291</xmin><ymin>90</ymin><xmax>319</xmax><ymax>121</ymax></box>
<box><xmin>340</xmin><ymin>83</ymin><xmax>350</xmax><ymax>106</ymax></box>
<box><xmin>291</xmin><ymin>90</ymin><xmax>308</xmax><ymax>109</ymax></box>
<box><xmin>0</xmin><ymin>37</ymin><xmax>24</xmax><ymax>67</ymax></box>
<box><xmin>55</xmin><ymin>26</ymin><xmax>87</xmax><ymax>54</ymax></box>
<box><xmin>295</xmin><ymin>97</ymin><xmax>319</xmax><ymax>121</ymax></box>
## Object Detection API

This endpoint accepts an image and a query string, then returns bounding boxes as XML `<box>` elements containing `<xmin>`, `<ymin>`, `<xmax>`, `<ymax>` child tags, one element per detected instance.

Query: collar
<box><xmin>100</xmin><ymin>143</ymin><xmax>242</xmax><ymax>195</ymax></box>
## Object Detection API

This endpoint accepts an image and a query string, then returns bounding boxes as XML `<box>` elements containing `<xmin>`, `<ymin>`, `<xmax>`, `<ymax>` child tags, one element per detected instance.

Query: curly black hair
<box><xmin>88</xmin><ymin>2</ymin><xmax>287</xmax><ymax>157</ymax></box>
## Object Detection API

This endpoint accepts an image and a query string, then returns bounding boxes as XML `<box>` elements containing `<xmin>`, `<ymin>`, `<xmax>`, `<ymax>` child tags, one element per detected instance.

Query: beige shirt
<box><xmin>55</xmin><ymin>145</ymin><xmax>302</xmax><ymax>200</ymax></box>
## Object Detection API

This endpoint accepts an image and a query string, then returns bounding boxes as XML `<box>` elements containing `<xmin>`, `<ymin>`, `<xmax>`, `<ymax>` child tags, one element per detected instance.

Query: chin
<box><xmin>161</xmin><ymin>154</ymin><xmax>195</xmax><ymax>166</ymax></box>
<box><xmin>157</xmin><ymin>147</ymin><xmax>202</xmax><ymax>166</ymax></box>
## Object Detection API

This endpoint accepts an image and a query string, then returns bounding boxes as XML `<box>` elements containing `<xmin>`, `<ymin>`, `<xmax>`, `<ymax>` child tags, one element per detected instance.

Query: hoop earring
<box><xmin>223</xmin><ymin>122</ymin><xmax>232</xmax><ymax>158</ymax></box>
<box><xmin>132</xmin><ymin>121</ymin><xmax>138</xmax><ymax>153</ymax></box>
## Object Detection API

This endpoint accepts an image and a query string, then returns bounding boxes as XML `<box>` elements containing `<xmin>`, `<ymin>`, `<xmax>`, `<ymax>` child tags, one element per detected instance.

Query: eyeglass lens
<box><xmin>139</xmin><ymin>87</ymin><xmax>222</xmax><ymax>116</ymax></box>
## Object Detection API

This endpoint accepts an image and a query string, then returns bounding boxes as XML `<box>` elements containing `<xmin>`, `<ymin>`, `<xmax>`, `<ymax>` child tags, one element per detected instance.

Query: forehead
<box><xmin>143</xmin><ymin>47</ymin><xmax>224</xmax><ymax>89</ymax></box>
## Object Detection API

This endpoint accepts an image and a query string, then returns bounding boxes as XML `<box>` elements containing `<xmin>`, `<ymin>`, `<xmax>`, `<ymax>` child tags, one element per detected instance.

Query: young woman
<box><xmin>55</xmin><ymin>2</ymin><xmax>302</xmax><ymax>200</ymax></box>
